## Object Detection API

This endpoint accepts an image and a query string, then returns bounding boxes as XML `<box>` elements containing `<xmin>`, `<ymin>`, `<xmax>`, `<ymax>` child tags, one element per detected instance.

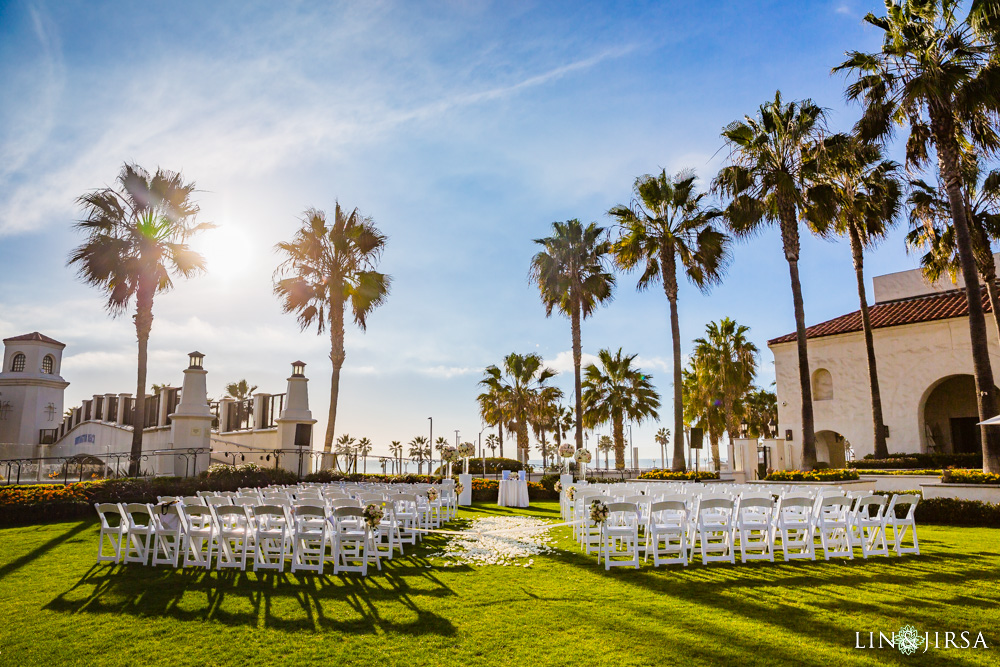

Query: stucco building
<box><xmin>769</xmin><ymin>263</ymin><xmax>1000</xmax><ymax>468</ymax></box>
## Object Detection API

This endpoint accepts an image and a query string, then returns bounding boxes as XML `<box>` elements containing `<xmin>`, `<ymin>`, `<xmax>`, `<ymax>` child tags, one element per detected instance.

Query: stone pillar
<box><xmin>103</xmin><ymin>393</ymin><xmax>116</xmax><ymax>421</ymax></box>
<box><xmin>252</xmin><ymin>393</ymin><xmax>269</xmax><ymax>430</ymax></box>
<box><xmin>732</xmin><ymin>438</ymin><xmax>758</xmax><ymax>482</ymax></box>
<box><xmin>168</xmin><ymin>353</ymin><xmax>212</xmax><ymax>477</ymax></box>
<box><xmin>276</xmin><ymin>361</ymin><xmax>316</xmax><ymax>478</ymax></box>
<box><xmin>764</xmin><ymin>438</ymin><xmax>790</xmax><ymax>471</ymax></box>
<box><xmin>116</xmin><ymin>393</ymin><xmax>131</xmax><ymax>424</ymax></box>
<box><xmin>219</xmin><ymin>397</ymin><xmax>234</xmax><ymax>432</ymax></box>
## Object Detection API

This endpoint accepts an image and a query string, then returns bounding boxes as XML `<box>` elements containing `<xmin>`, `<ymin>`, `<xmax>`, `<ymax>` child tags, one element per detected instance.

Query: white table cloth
<box><xmin>497</xmin><ymin>479</ymin><xmax>529</xmax><ymax>508</ymax></box>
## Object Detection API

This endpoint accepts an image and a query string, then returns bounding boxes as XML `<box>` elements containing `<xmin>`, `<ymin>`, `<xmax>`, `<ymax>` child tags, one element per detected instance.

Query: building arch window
<box><xmin>813</xmin><ymin>368</ymin><xmax>834</xmax><ymax>401</ymax></box>
<box><xmin>41</xmin><ymin>355</ymin><xmax>54</xmax><ymax>374</ymax></box>
<box><xmin>10</xmin><ymin>353</ymin><xmax>26</xmax><ymax>373</ymax></box>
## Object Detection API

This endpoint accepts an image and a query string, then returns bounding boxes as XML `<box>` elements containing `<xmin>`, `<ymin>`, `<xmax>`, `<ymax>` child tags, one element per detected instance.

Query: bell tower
<box><xmin>0</xmin><ymin>332</ymin><xmax>70</xmax><ymax>444</ymax></box>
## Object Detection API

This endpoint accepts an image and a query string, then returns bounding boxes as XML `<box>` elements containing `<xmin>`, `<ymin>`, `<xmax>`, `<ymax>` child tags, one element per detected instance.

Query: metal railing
<box><xmin>0</xmin><ymin>448</ymin><xmax>210</xmax><ymax>485</ymax></box>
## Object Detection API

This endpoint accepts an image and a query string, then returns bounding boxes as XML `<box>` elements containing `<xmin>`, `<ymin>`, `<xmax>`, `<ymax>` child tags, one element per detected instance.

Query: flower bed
<box><xmin>941</xmin><ymin>469</ymin><xmax>1000</xmax><ymax>485</ymax></box>
<box><xmin>856</xmin><ymin>469</ymin><xmax>943</xmax><ymax>476</ymax></box>
<box><xmin>850</xmin><ymin>453</ymin><xmax>981</xmax><ymax>470</ymax></box>
<box><xmin>637</xmin><ymin>470</ymin><xmax>720</xmax><ymax>481</ymax></box>
<box><xmin>765</xmin><ymin>469</ymin><xmax>860</xmax><ymax>482</ymax></box>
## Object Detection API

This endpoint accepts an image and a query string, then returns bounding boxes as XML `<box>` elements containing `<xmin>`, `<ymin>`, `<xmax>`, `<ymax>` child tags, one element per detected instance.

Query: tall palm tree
<box><xmin>409</xmin><ymin>436</ymin><xmax>428</xmax><ymax>475</ymax></box>
<box><xmin>479</xmin><ymin>353</ymin><xmax>558</xmax><ymax>464</ymax></box>
<box><xmin>273</xmin><ymin>204</ymin><xmax>391</xmax><ymax>455</ymax></box>
<box><xmin>224</xmin><ymin>379</ymin><xmax>258</xmax><ymax>401</ymax></box>
<box><xmin>691</xmin><ymin>318</ymin><xmax>759</xmax><ymax>468</ymax></box>
<box><xmin>68</xmin><ymin>163</ymin><xmax>212</xmax><ymax>476</ymax></box>
<box><xmin>805</xmin><ymin>134</ymin><xmax>902</xmax><ymax>458</ymax></box>
<box><xmin>654</xmin><ymin>427</ymin><xmax>671</xmax><ymax>469</ymax></box>
<box><xmin>529</xmin><ymin>220</ymin><xmax>615</xmax><ymax>453</ymax></box>
<box><xmin>744</xmin><ymin>387</ymin><xmax>779</xmax><ymax>438</ymax></box>
<box><xmin>835</xmin><ymin>0</ymin><xmax>1000</xmax><ymax>472</ymax></box>
<box><xmin>389</xmin><ymin>440</ymin><xmax>403</xmax><ymax>474</ymax></box>
<box><xmin>907</xmin><ymin>155</ymin><xmax>1000</xmax><ymax>343</ymax></box>
<box><xmin>610</xmin><ymin>170</ymin><xmax>730</xmax><ymax>472</ymax></box>
<box><xmin>598</xmin><ymin>435</ymin><xmax>614</xmax><ymax>470</ymax></box>
<box><xmin>581</xmin><ymin>349</ymin><xmax>661</xmax><ymax>469</ymax></box>
<box><xmin>485</xmin><ymin>434</ymin><xmax>499</xmax><ymax>457</ymax></box>
<box><xmin>357</xmin><ymin>437</ymin><xmax>373</xmax><ymax>473</ymax></box>
<box><xmin>477</xmin><ymin>383</ymin><xmax>510</xmax><ymax>459</ymax></box>
<box><xmin>713</xmin><ymin>91</ymin><xmax>826</xmax><ymax>469</ymax></box>
<box><xmin>529</xmin><ymin>386</ymin><xmax>564</xmax><ymax>469</ymax></box>
<box><xmin>335</xmin><ymin>434</ymin><xmax>356</xmax><ymax>473</ymax></box>
<box><xmin>682</xmin><ymin>363</ymin><xmax>727</xmax><ymax>471</ymax></box>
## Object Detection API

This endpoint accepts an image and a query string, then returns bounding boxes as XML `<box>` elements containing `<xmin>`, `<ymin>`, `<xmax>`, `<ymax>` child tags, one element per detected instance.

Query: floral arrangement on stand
<box><xmin>441</xmin><ymin>446</ymin><xmax>459</xmax><ymax>476</ymax></box>
<box><xmin>590</xmin><ymin>499</ymin><xmax>609</xmax><ymax>524</ymax></box>
<box><xmin>362</xmin><ymin>503</ymin><xmax>384</xmax><ymax>530</ymax></box>
<box><xmin>457</xmin><ymin>442</ymin><xmax>476</xmax><ymax>474</ymax></box>
<box><xmin>558</xmin><ymin>443</ymin><xmax>575</xmax><ymax>473</ymax></box>
<box><xmin>574</xmin><ymin>448</ymin><xmax>592</xmax><ymax>478</ymax></box>
<box><xmin>566</xmin><ymin>486</ymin><xmax>576</xmax><ymax>501</ymax></box>
<box><xmin>426</xmin><ymin>487</ymin><xmax>439</xmax><ymax>502</ymax></box>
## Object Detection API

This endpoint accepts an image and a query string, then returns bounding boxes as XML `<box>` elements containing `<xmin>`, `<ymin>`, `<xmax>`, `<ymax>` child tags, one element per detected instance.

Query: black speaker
<box><xmin>294</xmin><ymin>423</ymin><xmax>313</xmax><ymax>448</ymax></box>
<box><xmin>689</xmin><ymin>427</ymin><xmax>704</xmax><ymax>450</ymax></box>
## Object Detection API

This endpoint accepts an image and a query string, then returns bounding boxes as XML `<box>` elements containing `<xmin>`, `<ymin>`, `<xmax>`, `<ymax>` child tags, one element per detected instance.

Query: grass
<box><xmin>0</xmin><ymin>501</ymin><xmax>997</xmax><ymax>666</ymax></box>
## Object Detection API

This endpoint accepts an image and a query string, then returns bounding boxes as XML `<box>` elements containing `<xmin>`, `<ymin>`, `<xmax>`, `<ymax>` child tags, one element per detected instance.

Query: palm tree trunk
<box><xmin>778</xmin><ymin>208</ymin><xmax>816</xmax><ymax>469</ymax></box>
<box><xmin>571</xmin><ymin>295</ymin><xmax>584</xmax><ymax>451</ymax></box>
<box><xmin>613</xmin><ymin>413</ymin><xmax>625</xmax><ymax>469</ymax></box>
<box><xmin>129</xmin><ymin>284</ymin><xmax>154</xmax><ymax>477</ymax></box>
<box><xmin>971</xmin><ymin>219</ymin><xmax>1000</xmax><ymax>346</ymax></box>
<box><xmin>982</xmin><ymin>270</ymin><xmax>1000</xmax><ymax>347</ymax></box>
<box><xmin>709</xmin><ymin>430</ymin><xmax>721</xmax><ymax>472</ymax></box>
<box><xmin>326</xmin><ymin>300</ymin><xmax>346</xmax><ymax>454</ymax></box>
<box><xmin>663</xmin><ymin>252</ymin><xmax>686</xmax><ymax>471</ymax></box>
<box><xmin>932</xmin><ymin>108</ymin><xmax>1000</xmax><ymax>474</ymax></box>
<box><xmin>849</xmin><ymin>225</ymin><xmax>889</xmax><ymax>459</ymax></box>
<box><xmin>498</xmin><ymin>423</ymin><xmax>504</xmax><ymax>459</ymax></box>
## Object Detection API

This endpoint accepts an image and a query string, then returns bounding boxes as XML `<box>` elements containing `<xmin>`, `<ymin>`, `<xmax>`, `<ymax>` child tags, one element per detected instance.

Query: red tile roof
<box><xmin>3</xmin><ymin>331</ymin><xmax>65</xmax><ymax>347</ymax></box>
<box><xmin>767</xmin><ymin>289</ymin><xmax>990</xmax><ymax>346</ymax></box>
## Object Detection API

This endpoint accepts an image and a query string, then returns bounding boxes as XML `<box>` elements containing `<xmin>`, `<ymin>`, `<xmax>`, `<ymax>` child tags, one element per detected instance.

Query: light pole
<box><xmin>455</xmin><ymin>429</ymin><xmax>460</xmax><ymax>447</ymax></box>
<box><xmin>428</xmin><ymin>417</ymin><xmax>433</xmax><ymax>476</ymax></box>
<box><xmin>627</xmin><ymin>424</ymin><xmax>633</xmax><ymax>470</ymax></box>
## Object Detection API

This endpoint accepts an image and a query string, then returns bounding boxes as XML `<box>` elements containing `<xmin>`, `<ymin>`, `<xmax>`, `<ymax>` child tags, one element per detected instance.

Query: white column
<box><xmin>169</xmin><ymin>355</ymin><xmax>212</xmax><ymax>476</ymax></box>
<box><xmin>276</xmin><ymin>362</ymin><xmax>317</xmax><ymax>477</ymax></box>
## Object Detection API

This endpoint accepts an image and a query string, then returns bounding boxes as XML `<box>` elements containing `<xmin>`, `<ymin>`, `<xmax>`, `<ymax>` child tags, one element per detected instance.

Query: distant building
<box><xmin>0</xmin><ymin>332</ymin><xmax>69</xmax><ymax>445</ymax></box>
<box><xmin>769</xmin><ymin>262</ymin><xmax>1000</xmax><ymax>466</ymax></box>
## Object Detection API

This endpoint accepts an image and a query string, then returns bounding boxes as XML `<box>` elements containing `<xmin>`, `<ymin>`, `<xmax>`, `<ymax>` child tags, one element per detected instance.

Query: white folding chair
<box><xmin>151</xmin><ymin>502</ymin><xmax>184</xmax><ymax>567</ymax></box>
<box><xmin>851</xmin><ymin>495</ymin><xmax>889</xmax><ymax>558</ymax></box>
<box><xmin>816</xmin><ymin>495</ymin><xmax>854</xmax><ymax>560</ymax></box>
<box><xmin>330</xmin><ymin>506</ymin><xmax>381</xmax><ymax>576</ymax></box>
<box><xmin>291</xmin><ymin>505</ymin><xmax>329</xmax><ymax>575</ymax></box>
<box><xmin>253</xmin><ymin>505</ymin><xmax>292</xmax><ymax>572</ymax></box>
<box><xmin>645</xmin><ymin>500</ymin><xmax>688</xmax><ymax>566</ymax></box>
<box><xmin>121</xmin><ymin>503</ymin><xmax>155</xmax><ymax>565</ymax></box>
<box><xmin>774</xmin><ymin>496</ymin><xmax>816</xmax><ymax>561</ymax></box>
<box><xmin>371</xmin><ymin>500</ymin><xmax>403</xmax><ymax>559</ymax></box>
<box><xmin>95</xmin><ymin>503</ymin><xmax>128</xmax><ymax>564</ymax></box>
<box><xmin>884</xmin><ymin>494</ymin><xmax>920</xmax><ymax>555</ymax></box>
<box><xmin>735</xmin><ymin>496</ymin><xmax>775</xmax><ymax>563</ymax></box>
<box><xmin>214</xmin><ymin>505</ymin><xmax>253</xmax><ymax>571</ymax></box>
<box><xmin>181</xmin><ymin>504</ymin><xmax>217</xmax><ymax>568</ymax></box>
<box><xmin>694</xmin><ymin>497</ymin><xmax>736</xmax><ymax>564</ymax></box>
<box><xmin>392</xmin><ymin>494</ymin><xmax>420</xmax><ymax>545</ymax></box>
<box><xmin>598</xmin><ymin>502</ymin><xmax>641</xmax><ymax>569</ymax></box>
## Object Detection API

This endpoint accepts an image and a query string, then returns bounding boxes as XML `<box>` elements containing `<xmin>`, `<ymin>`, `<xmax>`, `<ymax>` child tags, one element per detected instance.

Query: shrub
<box><xmin>467</xmin><ymin>476</ymin><xmax>558</xmax><ymax>501</ymax></box>
<box><xmin>855</xmin><ymin>469</ymin><xmax>943</xmax><ymax>476</ymax></box>
<box><xmin>941</xmin><ymin>468</ymin><xmax>1000</xmax><ymax>485</ymax></box>
<box><xmin>637</xmin><ymin>470</ymin><xmax>720</xmax><ymax>481</ymax></box>
<box><xmin>852</xmin><ymin>453</ymin><xmax>982</xmax><ymax>469</ymax></box>
<box><xmin>765</xmin><ymin>469</ymin><xmax>860</xmax><ymax>482</ymax></box>
<box><xmin>440</xmin><ymin>457</ymin><xmax>525</xmax><ymax>475</ymax></box>
<box><xmin>303</xmin><ymin>470</ymin><xmax>436</xmax><ymax>484</ymax></box>
<box><xmin>916</xmin><ymin>497</ymin><xmax>1000</xmax><ymax>526</ymax></box>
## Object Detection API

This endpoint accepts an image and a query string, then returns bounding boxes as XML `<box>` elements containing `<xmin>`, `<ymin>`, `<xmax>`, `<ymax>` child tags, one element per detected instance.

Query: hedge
<box><xmin>941</xmin><ymin>469</ymin><xmax>1000</xmax><ymax>485</ymax></box>
<box><xmin>766</xmin><ymin>469</ymin><xmax>860</xmax><ymax>482</ymax></box>
<box><xmin>304</xmin><ymin>470</ymin><xmax>438</xmax><ymax>484</ymax></box>
<box><xmin>468</xmin><ymin>477</ymin><xmax>558</xmax><ymax>501</ymax></box>
<box><xmin>434</xmin><ymin>457</ymin><xmax>525</xmax><ymax>476</ymax></box>
<box><xmin>855</xmin><ymin>469</ymin><xmax>943</xmax><ymax>476</ymax></box>
<box><xmin>851</xmin><ymin>453</ymin><xmax>982</xmax><ymax>470</ymax></box>
<box><xmin>637</xmin><ymin>470</ymin><xmax>721</xmax><ymax>481</ymax></box>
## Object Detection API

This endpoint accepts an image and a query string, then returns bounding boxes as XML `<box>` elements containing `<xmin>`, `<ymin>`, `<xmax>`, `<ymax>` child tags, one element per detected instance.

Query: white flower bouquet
<box><xmin>558</xmin><ymin>443</ymin><xmax>575</xmax><ymax>458</ymax></box>
<box><xmin>441</xmin><ymin>446</ymin><xmax>459</xmax><ymax>463</ymax></box>
<box><xmin>455</xmin><ymin>482</ymin><xmax>464</xmax><ymax>495</ymax></box>
<box><xmin>363</xmin><ymin>503</ymin><xmax>384</xmax><ymax>530</ymax></box>
<box><xmin>457</xmin><ymin>442</ymin><xmax>476</xmax><ymax>458</ymax></box>
<box><xmin>566</xmin><ymin>486</ymin><xmax>576</xmax><ymax>501</ymax></box>
<box><xmin>574</xmin><ymin>448</ymin><xmax>592</xmax><ymax>464</ymax></box>
<box><xmin>554</xmin><ymin>480</ymin><xmax>563</xmax><ymax>493</ymax></box>
<box><xmin>590</xmin><ymin>499</ymin><xmax>609</xmax><ymax>524</ymax></box>
<box><xmin>426</xmin><ymin>487</ymin><xmax>439</xmax><ymax>502</ymax></box>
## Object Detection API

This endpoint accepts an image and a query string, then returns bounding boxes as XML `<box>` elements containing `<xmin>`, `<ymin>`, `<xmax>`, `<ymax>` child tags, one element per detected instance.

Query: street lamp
<box><xmin>188</xmin><ymin>351</ymin><xmax>204</xmax><ymax>369</ymax></box>
<box><xmin>427</xmin><ymin>417</ymin><xmax>433</xmax><ymax>475</ymax></box>
<box><xmin>768</xmin><ymin>418</ymin><xmax>777</xmax><ymax>439</ymax></box>
<box><xmin>740</xmin><ymin>419</ymin><xmax>749</xmax><ymax>438</ymax></box>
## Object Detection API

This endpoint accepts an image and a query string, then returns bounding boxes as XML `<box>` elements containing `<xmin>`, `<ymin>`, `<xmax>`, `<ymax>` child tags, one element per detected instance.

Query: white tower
<box><xmin>0</xmin><ymin>332</ymin><xmax>70</xmax><ymax>445</ymax></box>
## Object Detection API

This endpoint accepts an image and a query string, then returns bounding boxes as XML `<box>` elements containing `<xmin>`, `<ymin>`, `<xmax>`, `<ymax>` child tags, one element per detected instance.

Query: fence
<box><xmin>0</xmin><ymin>448</ymin><xmax>210</xmax><ymax>485</ymax></box>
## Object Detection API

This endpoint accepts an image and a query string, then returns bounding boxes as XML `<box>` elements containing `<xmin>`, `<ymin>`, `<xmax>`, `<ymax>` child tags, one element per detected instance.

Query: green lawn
<box><xmin>0</xmin><ymin>502</ymin><xmax>996</xmax><ymax>666</ymax></box>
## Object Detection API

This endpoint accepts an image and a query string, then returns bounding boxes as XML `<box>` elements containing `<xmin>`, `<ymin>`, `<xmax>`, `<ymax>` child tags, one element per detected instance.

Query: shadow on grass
<box><xmin>0</xmin><ymin>520</ymin><xmax>92</xmax><ymax>580</ymax></box>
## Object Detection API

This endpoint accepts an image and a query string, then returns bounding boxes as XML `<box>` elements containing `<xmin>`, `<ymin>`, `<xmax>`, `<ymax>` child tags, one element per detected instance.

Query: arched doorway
<box><xmin>920</xmin><ymin>375</ymin><xmax>996</xmax><ymax>455</ymax></box>
<box><xmin>815</xmin><ymin>430</ymin><xmax>849</xmax><ymax>468</ymax></box>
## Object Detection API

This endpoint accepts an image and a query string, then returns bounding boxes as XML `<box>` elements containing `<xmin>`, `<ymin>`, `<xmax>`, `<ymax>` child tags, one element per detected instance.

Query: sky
<box><xmin>0</xmin><ymin>0</ymin><xmax>928</xmax><ymax>463</ymax></box>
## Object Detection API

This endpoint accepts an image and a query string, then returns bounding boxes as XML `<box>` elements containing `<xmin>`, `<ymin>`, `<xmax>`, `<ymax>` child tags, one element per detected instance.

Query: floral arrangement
<box><xmin>941</xmin><ymin>468</ymin><xmax>1000</xmax><ymax>485</ymax></box>
<box><xmin>554</xmin><ymin>480</ymin><xmax>562</xmax><ymax>493</ymax></box>
<box><xmin>441</xmin><ymin>446</ymin><xmax>459</xmax><ymax>463</ymax></box>
<box><xmin>766</xmin><ymin>469</ymin><xmax>860</xmax><ymax>482</ymax></box>
<box><xmin>574</xmin><ymin>449</ymin><xmax>592</xmax><ymax>464</ymax></box>
<box><xmin>589</xmin><ymin>499</ymin><xmax>609</xmax><ymax>524</ymax></box>
<box><xmin>637</xmin><ymin>469</ymin><xmax>720</xmax><ymax>481</ymax></box>
<box><xmin>362</xmin><ymin>503</ymin><xmax>384</xmax><ymax>530</ymax></box>
<box><xmin>426</xmin><ymin>487</ymin><xmax>439</xmax><ymax>502</ymax></box>
<box><xmin>558</xmin><ymin>443</ymin><xmax>575</xmax><ymax>458</ymax></box>
<box><xmin>457</xmin><ymin>442</ymin><xmax>476</xmax><ymax>458</ymax></box>
<box><xmin>455</xmin><ymin>482</ymin><xmax>464</xmax><ymax>495</ymax></box>
<box><xmin>566</xmin><ymin>486</ymin><xmax>576</xmax><ymax>501</ymax></box>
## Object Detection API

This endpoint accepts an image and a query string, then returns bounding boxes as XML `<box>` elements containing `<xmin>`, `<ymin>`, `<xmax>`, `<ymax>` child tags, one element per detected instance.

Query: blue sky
<box><xmin>0</xmin><ymin>1</ymin><xmax>922</xmax><ymax>461</ymax></box>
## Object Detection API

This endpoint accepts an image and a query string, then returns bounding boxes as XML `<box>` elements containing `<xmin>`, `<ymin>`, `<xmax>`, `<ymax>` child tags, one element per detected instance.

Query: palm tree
<box><xmin>609</xmin><ymin>169</ymin><xmax>730</xmax><ymax>472</ymax></box>
<box><xmin>805</xmin><ymin>134</ymin><xmax>902</xmax><ymax>458</ymax></box>
<box><xmin>598</xmin><ymin>435</ymin><xmax>614</xmax><ymax>470</ymax></box>
<box><xmin>409</xmin><ymin>436</ymin><xmax>428</xmax><ymax>475</ymax></box>
<box><xmin>225</xmin><ymin>379</ymin><xmax>258</xmax><ymax>401</ymax></box>
<box><xmin>335</xmin><ymin>434</ymin><xmax>356</xmax><ymax>473</ymax></box>
<box><xmin>654</xmin><ymin>427</ymin><xmax>671</xmax><ymax>469</ymax></box>
<box><xmin>581</xmin><ymin>349</ymin><xmax>660</xmax><ymax>469</ymax></box>
<box><xmin>68</xmin><ymin>163</ymin><xmax>212</xmax><ymax>476</ymax></box>
<box><xmin>682</xmin><ymin>363</ymin><xmax>727</xmax><ymax>471</ymax></box>
<box><xmin>529</xmin><ymin>220</ymin><xmax>615</xmax><ymax>453</ymax></box>
<box><xmin>907</xmin><ymin>155</ymin><xmax>1000</xmax><ymax>344</ymax></box>
<box><xmin>835</xmin><ymin>0</ymin><xmax>1000</xmax><ymax>472</ymax></box>
<box><xmin>691</xmin><ymin>318</ymin><xmax>759</xmax><ymax>468</ymax></box>
<box><xmin>530</xmin><ymin>386</ymin><xmax>564</xmax><ymax>468</ymax></box>
<box><xmin>273</xmin><ymin>204</ymin><xmax>391</xmax><ymax>455</ymax></box>
<box><xmin>485</xmin><ymin>434</ymin><xmax>499</xmax><ymax>457</ymax></box>
<box><xmin>479</xmin><ymin>353</ymin><xmax>558</xmax><ymax>464</ymax></box>
<box><xmin>744</xmin><ymin>387</ymin><xmax>779</xmax><ymax>439</ymax></box>
<box><xmin>389</xmin><ymin>440</ymin><xmax>403</xmax><ymax>474</ymax></box>
<box><xmin>713</xmin><ymin>91</ymin><xmax>826</xmax><ymax>469</ymax></box>
<box><xmin>357</xmin><ymin>437</ymin><xmax>373</xmax><ymax>473</ymax></box>
<box><xmin>477</xmin><ymin>383</ymin><xmax>510</xmax><ymax>459</ymax></box>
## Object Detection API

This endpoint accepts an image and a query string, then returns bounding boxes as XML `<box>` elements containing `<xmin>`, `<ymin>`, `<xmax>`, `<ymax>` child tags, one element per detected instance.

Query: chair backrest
<box><xmin>887</xmin><ymin>493</ymin><xmax>919</xmax><ymax>519</ymax></box>
<box><xmin>181</xmin><ymin>495</ymin><xmax>205</xmax><ymax>506</ymax></box>
<box><xmin>334</xmin><ymin>506</ymin><xmax>364</xmax><ymax>519</ymax></box>
<box><xmin>252</xmin><ymin>505</ymin><xmax>288</xmax><ymax>519</ymax></box>
<box><xmin>123</xmin><ymin>503</ymin><xmax>152</xmax><ymax>527</ymax></box>
<box><xmin>205</xmin><ymin>495</ymin><xmax>232</xmax><ymax>507</ymax></box>
<box><xmin>294</xmin><ymin>505</ymin><xmax>326</xmax><ymax>518</ymax></box>
<box><xmin>699</xmin><ymin>497</ymin><xmax>734</xmax><ymax>511</ymax></box>
<box><xmin>649</xmin><ymin>500</ymin><xmax>686</xmax><ymax>515</ymax></box>
<box><xmin>607</xmin><ymin>502</ymin><xmax>638</xmax><ymax>514</ymax></box>
<box><xmin>329</xmin><ymin>498</ymin><xmax>361</xmax><ymax>509</ymax></box>
<box><xmin>95</xmin><ymin>503</ymin><xmax>126</xmax><ymax>528</ymax></box>
<box><xmin>737</xmin><ymin>497</ymin><xmax>773</xmax><ymax>511</ymax></box>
